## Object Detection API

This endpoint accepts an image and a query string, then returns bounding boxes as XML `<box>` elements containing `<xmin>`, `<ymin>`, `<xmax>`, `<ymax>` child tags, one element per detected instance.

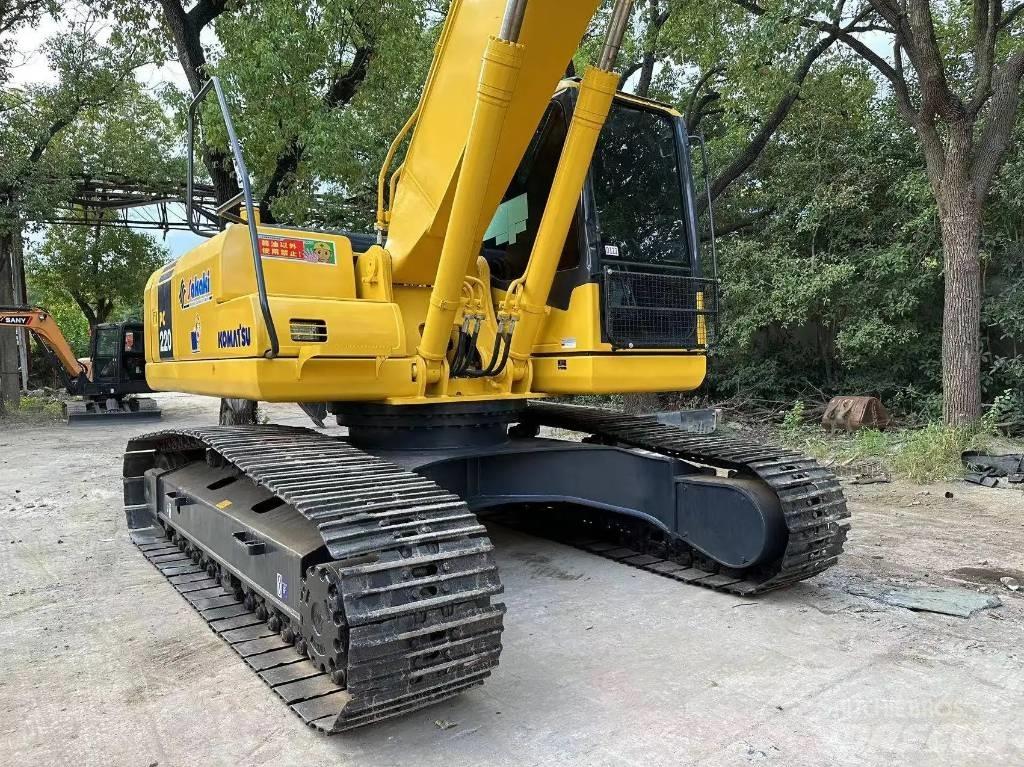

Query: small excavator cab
<box><xmin>89</xmin><ymin>322</ymin><xmax>147</xmax><ymax>387</ymax></box>
<box><xmin>67</xmin><ymin>321</ymin><xmax>159</xmax><ymax>423</ymax></box>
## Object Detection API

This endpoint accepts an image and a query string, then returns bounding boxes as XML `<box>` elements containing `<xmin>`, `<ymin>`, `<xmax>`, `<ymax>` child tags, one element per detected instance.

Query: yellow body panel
<box><xmin>143</xmin><ymin>2</ymin><xmax>709</xmax><ymax>406</ymax></box>
<box><xmin>145</xmin><ymin>357</ymin><xmax>419</xmax><ymax>402</ymax></box>
<box><xmin>145</xmin><ymin>232</ymin><xmax>707</xmax><ymax>402</ymax></box>
<box><xmin>532</xmin><ymin>354</ymin><xmax>706</xmax><ymax>395</ymax></box>
<box><xmin>144</xmin><ymin>223</ymin><xmax>409</xmax><ymax>390</ymax></box>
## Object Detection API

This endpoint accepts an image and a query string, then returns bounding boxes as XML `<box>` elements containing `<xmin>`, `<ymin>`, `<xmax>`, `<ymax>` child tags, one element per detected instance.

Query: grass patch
<box><xmin>777</xmin><ymin>419</ymin><xmax>992</xmax><ymax>483</ymax></box>
<box><xmin>0</xmin><ymin>393</ymin><xmax>65</xmax><ymax>424</ymax></box>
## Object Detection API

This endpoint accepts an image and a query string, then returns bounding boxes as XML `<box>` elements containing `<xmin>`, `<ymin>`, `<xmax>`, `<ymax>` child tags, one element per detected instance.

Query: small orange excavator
<box><xmin>0</xmin><ymin>305</ymin><xmax>160</xmax><ymax>422</ymax></box>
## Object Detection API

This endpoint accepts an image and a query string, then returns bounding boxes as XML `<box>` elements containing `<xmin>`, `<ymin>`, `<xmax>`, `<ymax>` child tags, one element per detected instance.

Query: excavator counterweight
<box><xmin>122</xmin><ymin>0</ymin><xmax>848</xmax><ymax>731</ymax></box>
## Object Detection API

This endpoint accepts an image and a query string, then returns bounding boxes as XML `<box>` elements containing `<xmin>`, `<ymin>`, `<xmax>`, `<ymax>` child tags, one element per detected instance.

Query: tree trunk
<box><xmin>636</xmin><ymin>52</ymin><xmax>656</xmax><ymax>98</ymax></box>
<box><xmin>219</xmin><ymin>397</ymin><xmax>259</xmax><ymax>425</ymax></box>
<box><xmin>0</xmin><ymin>228</ymin><xmax>23</xmax><ymax>411</ymax></box>
<box><xmin>9</xmin><ymin>229</ymin><xmax>28</xmax><ymax>389</ymax></box>
<box><xmin>158</xmin><ymin>0</ymin><xmax>240</xmax><ymax>206</ymax></box>
<box><xmin>938</xmin><ymin>189</ymin><xmax>983</xmax><ymax>426</ymax></box>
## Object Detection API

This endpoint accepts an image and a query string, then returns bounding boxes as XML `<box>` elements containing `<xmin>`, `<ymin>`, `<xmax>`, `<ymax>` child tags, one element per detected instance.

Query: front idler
<box><xmin>299</xmin><ymin>564</ymin><xmax>349</xmax><ymax>686</ymax></box>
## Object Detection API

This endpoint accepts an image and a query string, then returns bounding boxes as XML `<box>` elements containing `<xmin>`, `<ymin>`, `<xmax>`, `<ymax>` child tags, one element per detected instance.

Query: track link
<box><xmin>124</xmin><ymin>426</ymin><xmax>505</xmax><ymax>732</ymax></box>
<box><xmin>519</xmin><ymin>401</ymin><xmax>850</xmax><ymax>595</ymax></box>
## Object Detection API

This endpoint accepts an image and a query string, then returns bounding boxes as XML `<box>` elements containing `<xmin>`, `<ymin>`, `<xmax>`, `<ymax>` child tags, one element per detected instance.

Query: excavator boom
<box><xmin>0</xmin><ymin>305</ymin><xmax>87</xmax><ymax>381</ymax></box>
<box><xmin>383</xmin><ymin>0</ymin><xmax>600</xmax><ymax>283</ymax></box>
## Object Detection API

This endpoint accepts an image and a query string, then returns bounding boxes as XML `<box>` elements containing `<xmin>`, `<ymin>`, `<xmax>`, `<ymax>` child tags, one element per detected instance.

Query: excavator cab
<box><xmin>484</xmin><ymin>87</ymin><xmax>711</xmax><ymax>351</ymax></box>
<box><xmin>478</xmin><ymin>85</ymin><xmax>715</xmax><ymax>394</ymax></box>
<box><xmin>60</xmin><ymin>320</ymin><xmax>161</xmax><ymax>422</ymax></box>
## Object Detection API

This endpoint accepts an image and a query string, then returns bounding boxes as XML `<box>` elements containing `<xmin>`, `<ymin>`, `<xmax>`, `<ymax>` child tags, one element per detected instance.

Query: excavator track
<box><xmin>518</xmin><ymin>401</ymin><xmax>850</xmax><ymax>595</ymax></box>
<box><xmin>124</xmin><ymin>426</ymin><xmax>505</xmax><ymax>732</ymax></box>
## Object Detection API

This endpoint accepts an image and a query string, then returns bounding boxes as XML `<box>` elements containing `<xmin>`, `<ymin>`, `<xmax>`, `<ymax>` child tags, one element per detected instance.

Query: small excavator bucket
<box><xmin>64</xmin><ymin>397</ymin><xmax>161</xmax><ymax>425</ymax></box>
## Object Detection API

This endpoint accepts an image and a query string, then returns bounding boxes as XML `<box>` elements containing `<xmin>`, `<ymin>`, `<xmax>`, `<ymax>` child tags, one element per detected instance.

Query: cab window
<box><xmin>483</xmin><ymin>102</ymin><xmax>581</xmax><ymax>281</ymax></box>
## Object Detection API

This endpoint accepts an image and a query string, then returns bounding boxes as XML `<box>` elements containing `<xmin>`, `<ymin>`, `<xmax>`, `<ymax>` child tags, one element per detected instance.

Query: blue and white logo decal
<box><xmin>179</xmin><ymin>270</ymin><xmax>212</xmax><ymax>310</ymax></box>
<box><xmin>189</xmin><ymin>317</ymin><xmax>201</xmax><ymax>354</ymax></box>
<box><xmin>217</xmin><ymin>324</ymin><xmax>252</xmax><ymax>350</ymax></box>
<box><xmin>276</xmin><ymin>573</ymin><xmax>288</xmax><ymax>600</ymax></box>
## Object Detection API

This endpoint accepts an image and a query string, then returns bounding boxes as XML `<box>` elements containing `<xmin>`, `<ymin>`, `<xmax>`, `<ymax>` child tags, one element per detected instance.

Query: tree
<box><xmin>210</xmin><ymin>0</ymin><xmax>434</xmax><ymax>226</ymax></box>
<box><xmin>604</xmin><ymin>0</ymin><xmax>852</xmax><ymax>410</ymax></box>
<box><xmin>728</xmin><ymin>0</ymin><xmax>1024</xmax><ymax>425</ymax></box>
<box><xmin>712</xmin><ymin>68</ymin><xmax>949</xmax><ymax>412</ymax></box>
<box><xmin>28</xmin><ymin>221</ymin><xmax>168</xmax><ymax>329</ymax></box>
<box><xmin>0</xmin><ymin>6</ymin><xmax>157</xmax><ymax>412</ymax></box>
<box><xmin>0</xmin><ymin>1</ymin><xmax>53</xmax><ymax>410</ymax></box>
<box><xmin>152</xmin><ymin>0</ymin><xmax>240</xmax><ymax>205</ymax></box>
<box><xmin>0</xmin><ymin>1</ymin><xmax>53</xmax><ymax>82</ymax></box>
<box><xmin>610</xmin><ymin>0</ymin><xmax>858</xmax><ymax>215</ymax></box>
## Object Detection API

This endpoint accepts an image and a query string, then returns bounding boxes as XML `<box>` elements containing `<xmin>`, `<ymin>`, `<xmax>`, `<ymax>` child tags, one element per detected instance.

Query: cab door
<box><xmin>89</xmin><ymin>325</ymin><xmax>124</xmax><ymax>385</ymax></box>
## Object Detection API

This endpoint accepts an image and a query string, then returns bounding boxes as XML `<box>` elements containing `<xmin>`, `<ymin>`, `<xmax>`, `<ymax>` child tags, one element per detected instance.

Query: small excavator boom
<box><xmin>0</xmin><ymin>305</ymin><xmax>88</xmax><ymax>384</ymax></box>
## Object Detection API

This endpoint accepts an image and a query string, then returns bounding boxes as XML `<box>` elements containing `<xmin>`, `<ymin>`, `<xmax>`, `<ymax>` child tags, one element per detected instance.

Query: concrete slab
<box><xmin>1</xmin><ymin>393</ymin><xmax>1023</xmax><ymax>766</ymax></box>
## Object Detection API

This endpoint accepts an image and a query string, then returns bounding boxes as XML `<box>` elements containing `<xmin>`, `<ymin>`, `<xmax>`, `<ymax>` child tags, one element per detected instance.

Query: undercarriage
<box><xmin>123</xmin><ymin>401</ymin><xmax>848</xmax><ymax>730</ymax></box>
<box><xmin>65</xmin><ymin>396</ymin><xmax>161</xmax><ymax>424</ymax></box>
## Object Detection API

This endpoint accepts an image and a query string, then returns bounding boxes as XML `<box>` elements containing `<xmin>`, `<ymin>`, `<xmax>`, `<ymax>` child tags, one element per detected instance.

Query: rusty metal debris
<box><xmin>821</xmin><ymin>396</ymin><xmax>891</xmax><ymax>432</ymax></box>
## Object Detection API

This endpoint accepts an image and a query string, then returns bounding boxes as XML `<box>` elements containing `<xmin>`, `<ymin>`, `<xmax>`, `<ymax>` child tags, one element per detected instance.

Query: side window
<box><xmin>483</xmin><ymin>102</ymin><xmax>581</xmax><ymax>281</ymax></box>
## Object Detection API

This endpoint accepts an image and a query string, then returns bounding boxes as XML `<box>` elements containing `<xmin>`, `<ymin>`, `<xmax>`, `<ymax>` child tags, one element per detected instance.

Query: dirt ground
<box><xmin>1</xmin><ymin>393</ymin><xmax>1023</xmax><ymax>766</ymax></box>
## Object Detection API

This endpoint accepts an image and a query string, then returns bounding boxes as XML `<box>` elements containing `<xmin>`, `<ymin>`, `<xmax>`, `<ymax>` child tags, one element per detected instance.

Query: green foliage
<box><xmin>0</xmin><ymin>391</ymin><xmax>64</xmax><ymax>423</ymax></box>
<box><xmin>27</xmin><ymin>222</ymin><xmax>168</xmax><ymax>327</ymax></box>
<box><xmin>204</xmin><ymin>0</ymin><xmax>437</xmax><ymax>228</ymax></box>
<box><xmin>701</xmin><ymin>65</ymin><xmax>954</xmax><ymax>411</ymax></box>
<box><xmin>780</xmin><ymin>400</ymin><xmax>805</xmax><ymax>435</ymax></box>
<box><xmin>889</xmin><ymin>425</ymin><xmax>990</xmax><ymax>484</ymax></box>
<box><xmin>0</xmin><ymin>2</ymin><xmax>56</xmax><ymax>82</ymax></box>
<box><xmin>983</xmin><ymin>389</ymin><xmax>1024</xmax><ymax>434</ymax></box>
<box><xmin>17</xmin><ymin>392</ymin><xmax>64</xmax><ymax>417</ymax></box>
<box><xmin>779</xmin><ymin>422</ymin><xmax>993</xmax><ymax>483</ymax></box>
<box><xmin>1</xmin><ymin>7</ymin><xmax>178</xmax><ymax>234</ymax></box>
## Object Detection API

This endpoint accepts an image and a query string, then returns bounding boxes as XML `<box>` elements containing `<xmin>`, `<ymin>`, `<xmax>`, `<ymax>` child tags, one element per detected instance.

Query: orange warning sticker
<box><xmin>258</xmin><ymin>235</ymin><xmax>337</xmax><ymax>265</ymax></box>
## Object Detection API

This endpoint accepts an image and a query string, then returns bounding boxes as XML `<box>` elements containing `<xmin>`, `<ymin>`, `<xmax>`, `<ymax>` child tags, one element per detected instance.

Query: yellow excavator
<box><xmin>123</xmin><ymin>0</ymin><xmax>849</xmax><ymax>732</ymax></box>
<box><xmin>0</xmin><ymin>306</ymin><xmax>159</xmax><ymax>422</ymax></box>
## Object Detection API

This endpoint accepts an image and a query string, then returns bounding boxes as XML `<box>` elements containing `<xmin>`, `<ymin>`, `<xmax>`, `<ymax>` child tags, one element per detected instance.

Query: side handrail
<box><xmin>187</xmin><ymin>77</ymin><xmax>279</xmax><ymax>359</ymax></box>
<box><xmin>689</xmin><ymin>132</ymin><xmax>719</xmax><ymax>288</ymax></box>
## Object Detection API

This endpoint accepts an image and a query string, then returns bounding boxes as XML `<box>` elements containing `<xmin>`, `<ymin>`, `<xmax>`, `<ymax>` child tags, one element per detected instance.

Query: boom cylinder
<box><xmin>416</xmin><ymin>35</ymin><xmax>525</xmax><ymax>372</ymax></box>
<box><xmin>505</xmin><ymin>66</ymin><xmax>619</xmax><ymax>366</ymax></box>
<box><xmin>504</xmin><ymin>0</ymin><xmax>634</xmax><ymax>369</ymax></box>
